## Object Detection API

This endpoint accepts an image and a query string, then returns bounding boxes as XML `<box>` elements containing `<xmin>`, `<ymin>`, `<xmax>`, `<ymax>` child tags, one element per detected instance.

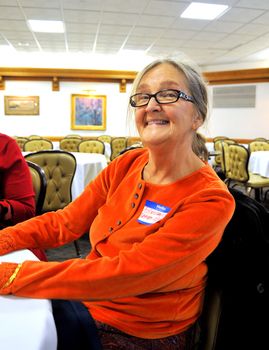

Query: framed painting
<box><xmin>4</xmin><ymin>96</ymin><xmax>39</xmax><ymax>115</ymax></box>
<box><xmin>71</xmin><ymin>94</ymin><xmax>106</xmax><ymax>130</ymax></box>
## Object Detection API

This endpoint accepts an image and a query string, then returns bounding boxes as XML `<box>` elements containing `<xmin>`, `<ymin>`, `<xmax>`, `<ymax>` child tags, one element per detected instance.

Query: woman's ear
<box><xmin>192</xmin><ymin>114</ymin><xmax>203</xmax><ymax>130</ymax></box>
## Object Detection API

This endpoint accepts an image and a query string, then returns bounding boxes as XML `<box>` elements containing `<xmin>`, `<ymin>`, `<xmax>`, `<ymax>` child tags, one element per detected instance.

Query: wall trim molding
<box><xmin>0</xmin><ymin>67</ymin><xmax>137</xmax><ymax>92</ymax></box>
<box><xmin>203</xmin><ymin>68</ymin><xmax>269</xmax><ymax>85</ymax></box>
<box><xmin>1</xmin><ymin>67</ymin><xmax>269</xmax><ymax>91</ymax></box>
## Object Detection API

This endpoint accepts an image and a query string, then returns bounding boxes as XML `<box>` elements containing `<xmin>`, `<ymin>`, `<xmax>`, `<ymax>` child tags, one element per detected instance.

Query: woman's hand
<box><xmin>0</xmin><ymin>202</ymin><xmax>12</xmax><ymax>225</ymax></box>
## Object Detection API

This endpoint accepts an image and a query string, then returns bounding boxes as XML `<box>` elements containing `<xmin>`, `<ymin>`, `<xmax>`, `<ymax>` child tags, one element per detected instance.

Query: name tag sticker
<box><xmin>138</xmin><ymin>200</ymin><xmax>171</xmax><ymax>225</ymax></box>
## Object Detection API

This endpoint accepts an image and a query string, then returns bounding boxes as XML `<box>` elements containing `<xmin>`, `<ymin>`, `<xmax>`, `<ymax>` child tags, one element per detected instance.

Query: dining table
<box><xmin>52</xmin><ymin>141</ymin><xmax>112</xmax><ymax>161</ymax></box>
<box><xmin>70</xmin><ymin>152</ymin><xmax>108</xmax><ymax>199</ymax></box>
<box><xmin>248</xmin><ymin>151</ymin><xmax>269</xmax><ymax>178</ymax></box>
<box><xmin>0</xmin><ymin>249</ymin><xmax>57</xmax><ymax>350</ymax></box>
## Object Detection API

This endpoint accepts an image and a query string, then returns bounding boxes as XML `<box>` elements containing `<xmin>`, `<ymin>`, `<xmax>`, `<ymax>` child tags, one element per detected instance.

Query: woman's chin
<box><xmin>141</xmin><ymin>132</ymin><xmax>170</xmax><ymax>147</ymax></box>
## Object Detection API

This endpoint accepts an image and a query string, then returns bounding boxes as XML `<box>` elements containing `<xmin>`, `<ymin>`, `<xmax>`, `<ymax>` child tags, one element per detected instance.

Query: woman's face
<box><xmin>134</xmin><ymin>63</ymin><xmax>202</xmax><ymax>148</ymax></box>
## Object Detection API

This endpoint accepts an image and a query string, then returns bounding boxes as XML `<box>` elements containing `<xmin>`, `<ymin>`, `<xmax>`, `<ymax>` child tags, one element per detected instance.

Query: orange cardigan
<box><xmin>0</xmin><ymin>148</ymin><xmax>235</xmax><ymax>339</ymax></box>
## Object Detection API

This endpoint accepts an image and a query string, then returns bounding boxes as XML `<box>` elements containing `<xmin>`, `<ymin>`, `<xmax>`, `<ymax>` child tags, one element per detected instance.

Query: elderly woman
<box><xmin>0</xmin><ymin>59</ymin><xmax>235</xmax><ymax>350</ymax></box>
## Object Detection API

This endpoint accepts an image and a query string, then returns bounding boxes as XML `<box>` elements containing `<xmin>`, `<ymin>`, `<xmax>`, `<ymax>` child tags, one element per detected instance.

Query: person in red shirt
<box><xmin>0</xmin><ymin>133</ymin><xmax>46</xmax><ymax>261</ymax></box>
<box><xmin>0</xmin><ymin>59</ymin><xmax>235</xmax><ymax>350</ymax></box>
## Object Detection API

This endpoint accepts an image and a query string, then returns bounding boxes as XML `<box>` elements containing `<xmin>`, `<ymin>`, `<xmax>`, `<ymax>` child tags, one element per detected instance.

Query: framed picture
<box><xmin>4</xmin><ymin>96</ymin><xmax>39</xmax><ymax>115</ymax></box>
<box><xmin>71</xmin><ymin>94</ymin><xmax>106</xmax><ymax>130</ymax></box>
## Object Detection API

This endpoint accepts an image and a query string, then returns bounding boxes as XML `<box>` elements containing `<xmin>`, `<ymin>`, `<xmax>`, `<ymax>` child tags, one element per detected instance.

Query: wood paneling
<box><xmin>0</xmin><ymin>67</ymin><xmax>137</xmax><ymax>92</ymax></box>
<box><xmin>203</xmin><ymin>68</ymin><xmax>269</xmax><ymax>85</ymax></box>
<box><xmin>1</xmin><ymin>67</ymin><xmax>269</xmax><ymax>92</ymax></box>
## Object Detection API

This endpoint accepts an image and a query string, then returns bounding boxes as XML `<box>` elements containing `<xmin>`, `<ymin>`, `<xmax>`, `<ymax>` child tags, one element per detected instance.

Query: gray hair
<box><xmin>127</xmin><ymin>58</ymin><xmax>208</xmax><ymax>135</ymax></box>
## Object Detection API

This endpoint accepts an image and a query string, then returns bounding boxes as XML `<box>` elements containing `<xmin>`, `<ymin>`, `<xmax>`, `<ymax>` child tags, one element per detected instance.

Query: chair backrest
<box><xmin>28</xmin><ymin>135</ymin><xmax>42</xmax><ymax>139</ymax></box>
<box><xmin>213</xmin><ymin>140</ymin><xmax>225</xmax><ymax>167</ymax></box>
<box><xmin>23</xmin><ymin>139</ymin><xmax>53</xmax><ymax>152</ymax></box>
<box><xmin>26</xmin><ymin>160</ymin><xmax>47</xmax><ymax>215</ymax></box>
<box><xmin>253</xmin><ymin>137</ymin><xmax>267</xmax><ymax>142</ymax></box>
<box><xmin>221</xmin><ymin>141</ymin><xmax>230</xmax><ymax>177</ymax></box>
<box><xmin>97</xmin><ymin>135</ymin><xmax>112</xmax><ymax>144</ymax></box>
<box><xmin>226</xmin><ymin>144</ymin><xmax>249</xmax><ymax>182</ymax></box>
<box><xmin>25</xmin><ymin>150</ymin><xmax>76</xmax><ymax>212</ymax></box>
<box><xmin>14</xmin><ymin>137</ymin><xmax>29</xmax><ymax>150</ymax></box>
<box><xmin>60</xmin><ymin>138</ymin><xmax>81</xmax><ymax>152</ymax></box>
<box><xmin>248</xmin><ymin>140</ymin><xmax>269</xmax><ymax>152</ymax></box>
<box><xmin>199</xmin><ymin>188</ymin><xmax>269</xmax><ymax>349</ymax></box>
<box><xmin>78</xmin><ymin>140</ymin><xmax>105</xmax><ymax>154</ymax></box>
<box><xmin>64</xmin><ymin>134</ymin><xmax>82</xmax><ymax>139</ymax></box>
<box><xmin>194</xmin><ymin>284</ymin><xmax>223</xmax><ymax>350</ymax></box>
<box><xmin>126</xmin><ymin>136</ymin><xmax>141</xmax><ymax>147</ymax></box>
<box><xmin>110</xmin><ymin>137</ymin><xmax>127</xmax><ymax>160</ymax></box>
<box><xmin>213</xmin><ymin>136</ymin><xmax>229</xmax><ymax>143</ymax></box>
<box><xmin>119</xmin><ymin>144</ymin><xmax>143</xmax><ymax>156</ymax></box>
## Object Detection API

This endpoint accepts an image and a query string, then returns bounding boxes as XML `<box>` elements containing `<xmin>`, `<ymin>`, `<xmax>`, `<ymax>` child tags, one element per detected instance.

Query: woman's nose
<box><xmin>145</xmin><ymin>97</ymin><xmax>161</xmax><ymax>112</ymax></box>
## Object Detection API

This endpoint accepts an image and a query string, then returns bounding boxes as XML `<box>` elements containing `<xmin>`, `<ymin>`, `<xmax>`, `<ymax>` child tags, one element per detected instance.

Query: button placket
<box><xmin>130</xmin><ymin>182</ymin><xmax>144</xmax><ymax>210</ymax></box>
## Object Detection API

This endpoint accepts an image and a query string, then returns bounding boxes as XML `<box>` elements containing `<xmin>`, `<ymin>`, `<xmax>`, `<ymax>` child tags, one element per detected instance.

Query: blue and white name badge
<box><xmin>138</xmin><ymin>200</ymin><xmax>171</xmax><ymax>225</ymax></box>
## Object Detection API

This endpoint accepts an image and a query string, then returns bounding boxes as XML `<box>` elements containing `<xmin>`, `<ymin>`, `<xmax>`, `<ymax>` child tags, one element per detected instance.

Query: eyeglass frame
<box><xmin>129</xmin><ymin>89</ymin><xmax>194</xmax><ymax>107</ymax></box>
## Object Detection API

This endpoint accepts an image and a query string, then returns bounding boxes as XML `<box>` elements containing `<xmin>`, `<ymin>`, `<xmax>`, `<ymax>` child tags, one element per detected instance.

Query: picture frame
<box><xmin>71</xmin><ymin>94</ymin><xmax>106</xmax><ymax>130</ymax></box>
<box><xmin>4</xmin><ymin>96</ymin><xmax>39</xmax><ymax>115</ymax></box>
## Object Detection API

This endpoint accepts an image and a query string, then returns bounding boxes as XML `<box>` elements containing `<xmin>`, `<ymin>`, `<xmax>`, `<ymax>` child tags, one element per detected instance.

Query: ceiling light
<box><xmin>181</xmin><ymin>2</ymin><xmax>229</xmax><ymax>20</ymax></box>
<box><xmin>250</xmin><ymin>48</ymin><xmax>269</xmax><ymax>60</ymax></box>
<box><xmin>0</xmin><ymin>45</ymin><xmax>16</xmax><ymax>53</ymax></box>
<box><xmin>18</xmin><ymin>42</ymin><xmax>30</xmax><ymax>47</ymax></box>
<box><xmin>27</xmin><ymin>20</ymin><xmax>65</xmax><ymax>33</ymax></box>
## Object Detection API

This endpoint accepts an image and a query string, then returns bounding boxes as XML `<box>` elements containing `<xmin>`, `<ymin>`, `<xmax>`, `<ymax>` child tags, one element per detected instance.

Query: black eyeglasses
<box><xmin>129</xmin><ymin>89</ymin><xmax>194</xmax><ymax>107</ymax></box>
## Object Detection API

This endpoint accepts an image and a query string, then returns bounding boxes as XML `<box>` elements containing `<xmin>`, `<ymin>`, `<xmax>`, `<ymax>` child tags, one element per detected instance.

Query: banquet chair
<box><xmin>119</xmin><ymin>144</ymin><xmax>143</xmax><ymax>156</ymax></box>
<box><xmin>64</xmin><ymin>134</ymin><xmax>82</xmax><ymax>139</ymax></box>
<box><xmin>194</xmin><ymin>281</ymin><xmax>223</xmax><ymax>350</ymax></box>
<box><xmin>25</xmin><ymin>150</ymin><xmax>81</xmax><ymax>257</ymax></box>
<box><xmin>196</xmin><ymin>188</ymin><xmax>269</xmax><ymax>350</ymax></box>
<box><xmin>14</xmin><ymin>136</ymin><xmax>29</xmax><ymax>150</ymax></box>
<box><xmin>26</xmin><ymin>160</ymin><xmax>47</xmax><ymax>215</ymax></box>
<box><xmin>60</xmin><ymin>138</ymin><xmax>81</xmax><ymax>152</ymax></box>
<box><xmin>23</xmin><ymin>139</ymin><xmax>53</xmax><ymax>152</ymax></box>
<box><xmin>212</xmin><ymin>136</ymin><xmax>229</xmax><ymax>143</ymax></box>
<box><xmin>78</xmin><ymin>139</ymin><xmax>105</xmax><ymax>154</ymax></box>
<box><xmin>248</xmin><ymin>140</ymin><xmax>269</xmax><ymax>153</ymax></box>
<box><xmin>28</xmin><ymin>135</ymin><xmax>42</xmax><ymax>139</ymax></box>
<box><xmin>213</xmin><ymin>139</ymin><xmax>236</xmax><ymax>178</ymax></box>
<box><xmin>253</xmin><ymin>137</ymin><xmax>267</xmax><ymax>142</ymax></box>
<box><xmin>110</xmin><ymin>137</ymin><xmax>127</xmax><ymax>161</ymax></box>
<box><xmin>97</xmin><ymin>135</ymin><xmax>112</xmax><ymax>144</ymax></box>
<box><xmin>126</xmin><ymin>136</ymin><xmax>142</xmax><ymax>147</ymax></box>
<box><xmin>225</xmin><ymin>144</ymin><xmax>269</xmax><ymax>201</ymax></box>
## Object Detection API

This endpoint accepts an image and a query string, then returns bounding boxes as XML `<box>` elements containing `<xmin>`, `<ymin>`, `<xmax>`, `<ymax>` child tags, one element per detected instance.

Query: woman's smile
<box><xmin>145</xmin><ymin>119</ymin><xmax>170</xmax><ymax>126</ymax></box>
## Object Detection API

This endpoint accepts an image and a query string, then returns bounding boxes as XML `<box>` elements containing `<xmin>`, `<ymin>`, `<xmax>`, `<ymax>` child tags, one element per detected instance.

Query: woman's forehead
<box><xmin>138</xmin><ymin>64</ymin><xmax>188</xmax><ymax>89</ymax></box>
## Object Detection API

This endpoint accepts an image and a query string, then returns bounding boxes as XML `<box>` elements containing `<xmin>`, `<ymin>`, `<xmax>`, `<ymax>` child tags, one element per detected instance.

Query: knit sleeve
<box><xmin>0</xmin><ymin>138</ymin><xmax>35</xmax><ymax>225</ymax></box>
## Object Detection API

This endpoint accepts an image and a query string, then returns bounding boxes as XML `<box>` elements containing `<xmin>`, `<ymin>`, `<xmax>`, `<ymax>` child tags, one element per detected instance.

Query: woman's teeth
<box><xmin>147</xmin><ymin>120</ymin><xmax>169</xmax><ymax>125</ymax></box>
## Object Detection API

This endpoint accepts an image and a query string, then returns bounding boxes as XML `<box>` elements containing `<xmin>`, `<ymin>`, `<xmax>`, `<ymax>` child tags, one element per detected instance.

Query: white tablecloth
<box><xmin>71</xmin><ymin>152</ymin><xmax>107</xmax><ymax>199</ymax></box>
<box><xmin>249</xmin><ymin>151</ymin><xmax>269</xmax><ymax>178</ymax></box>
<box><xmin>53</xmin><ymin>141</ymin><xmax>111</xmax><ymax>161</ymax></box>
<box><xmin>0</xmin><ymin>250</ymin><xmax>57</xmax><ymax>350</ymax></box>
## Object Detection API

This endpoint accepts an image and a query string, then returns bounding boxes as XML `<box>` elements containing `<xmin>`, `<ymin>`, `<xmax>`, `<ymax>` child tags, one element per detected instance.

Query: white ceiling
<box><xmin>1</xmin><ymin>0</ymin><xmax>269</xmax><ymax>70</ymax></box>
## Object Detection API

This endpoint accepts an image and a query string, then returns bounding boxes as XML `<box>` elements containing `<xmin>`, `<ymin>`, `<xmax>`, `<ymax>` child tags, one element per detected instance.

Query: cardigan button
<box><xmin>138</xmin><ymin>183</ymin><xmax>142</xmax><ymax>189</ymax></box>
<box><xmin>131</xmin><ymin>202</ymin><xmax>135</xmax><ymax>208</ymax></box>
<box><xmin>108</xmin><ymin>226</ymin><xmax>113</xmax><ymax>232</ymax></box>
<box><xmin>117</xmin><ymin>220</ymin><xmax>122</xmax><ymax>225</ymax></box>
<box><xmin>134</xmin><ymin>193</ymin><xmax>139</xmax><ymax>199</ymax></box>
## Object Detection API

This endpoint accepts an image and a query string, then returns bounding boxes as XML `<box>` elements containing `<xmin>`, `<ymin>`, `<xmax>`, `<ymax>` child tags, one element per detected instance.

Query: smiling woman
<box><xmin>129</xmin><ymin>58</ymin><xmax>208</xmax><ymax>183</ymax></box>
<box><xmin>0</xmin><ymin>58</ymin><xmax>235</xmax><ymax>350</ymax></box>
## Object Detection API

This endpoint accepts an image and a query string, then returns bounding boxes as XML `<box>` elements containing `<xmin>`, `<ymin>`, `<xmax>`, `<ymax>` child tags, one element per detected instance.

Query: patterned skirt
<box><xmin>94</xmin><ymin>320</ymin><xmax>196</xmax><ymax>350</ymax></box>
